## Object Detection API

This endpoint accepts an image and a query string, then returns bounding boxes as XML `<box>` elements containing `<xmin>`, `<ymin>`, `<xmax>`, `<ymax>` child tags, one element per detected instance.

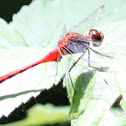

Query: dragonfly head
<box><xmin>89</xmin><ymin>29</ymin><xmax>104</xmax><ymax>47</ymax></box>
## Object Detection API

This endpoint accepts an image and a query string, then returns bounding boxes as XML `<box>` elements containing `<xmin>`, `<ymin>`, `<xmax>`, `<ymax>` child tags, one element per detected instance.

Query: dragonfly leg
<box><xmin>88</xmin><ymin>49</ymin><xmax>91</xmax><ymax>67</ymax></box>
<box><xmin>69</xmin><ymin>53</ymin><xmax>85</xmax><ymax>73</ymax></box>
<box><xmin>89</xmin><ymin>47</ymin><xmax>113</xmax><ymax>58</ymax></box>
<box><xmin>55</xmin><ymin>62</ymin><xmax>59</xmax><ymax>76</ymax></box>
<box><xmin>48</xmin><ymin>62</ymin><xmax>59</xmax><ymax>79</ymax></box>
<box><xmin>68</xmin><ymin>72</ymin><xmax>76</xmax><ymax>94</ymax></box>
<box><xmin>68</xmin><ymin>53</ymin><xmax>85</xmax><ymax>93</ymax></box>
<box><xmin>87</xmin><ymin>46</ymin><xmax>112</xmax><ymax>72</ymax></box>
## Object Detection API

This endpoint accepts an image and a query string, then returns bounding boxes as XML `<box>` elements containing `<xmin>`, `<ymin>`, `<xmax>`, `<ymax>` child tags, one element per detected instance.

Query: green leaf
<box><xmin>0</xmin><ymin>0</ymin><xmax>107</xmax><ymax>118</ymax></box>
<box><xmin>0</xmin><ymin>0</ymin><xmax>69</xmax><ymax>117</ymax></box>
<box><xmin>3</xmin><ymin>104</ymin><xmax>70</xmax><ymax>126</ymax></box>
<box><xmin>0</xmin><ymin>0</ymin><xmax>126</xmax><ymax>125</ymax></box>
<box><xmin>64</xmin><ymin>7</ymin><xmax>126</xmax><ymax>126</ymax></box>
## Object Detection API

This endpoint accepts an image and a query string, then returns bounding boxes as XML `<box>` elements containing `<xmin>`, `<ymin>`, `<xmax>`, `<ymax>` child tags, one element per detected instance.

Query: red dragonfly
<box><xmin>0</xmin><ymin>5</ymin><xmax>105</xmax><ymax>83</ymax></box>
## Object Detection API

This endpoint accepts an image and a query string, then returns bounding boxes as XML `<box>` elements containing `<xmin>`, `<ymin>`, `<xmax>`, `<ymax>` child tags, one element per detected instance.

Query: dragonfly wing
<box><xmin>69</xmin><ymin>5</ymin><xmax>104</xmax><ymax>35</ymax></box>
<box><xmin>58</xmin><ymin>25</ymin><xmax>67</xmax><ymax>42</ymax></box>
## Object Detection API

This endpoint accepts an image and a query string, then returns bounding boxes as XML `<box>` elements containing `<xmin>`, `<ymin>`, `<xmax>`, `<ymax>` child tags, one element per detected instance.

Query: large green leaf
<box><xmin>0</xmin><ymin>0</ymin><xmax>104</xmax><ymax>118</ymax></box>
<box><xmin>0</xmin><ymin>0</ymin><xmax>126</xmax><ymax>125</ymax></box>
<box><xmin>0</xmin><ymin>0</ymin><xmax>68</xmax><ymax>118</ymax></box>
<box><xmin>3</xmin><ymin>104</ymin><xmax>70</xmax><ymax>126</ymax></box>
<box><xmin>64</xmin><ymin>4</ymin><xmax>126</xmax><ymax>126</ymax></box>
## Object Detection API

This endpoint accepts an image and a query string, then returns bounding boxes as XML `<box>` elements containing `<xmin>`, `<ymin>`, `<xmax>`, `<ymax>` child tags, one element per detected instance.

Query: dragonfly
<box><xmin>0</xmin><ymin>5</ymin><xmax>106</xmax><ymax>83</ymax></box>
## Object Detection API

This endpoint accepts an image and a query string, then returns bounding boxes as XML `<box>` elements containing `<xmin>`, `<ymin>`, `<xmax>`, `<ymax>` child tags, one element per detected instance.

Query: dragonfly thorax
<box><xmin>59</xmin><ymin>32</ymin><xmax>90</xmax><ymax>55</ymax></box>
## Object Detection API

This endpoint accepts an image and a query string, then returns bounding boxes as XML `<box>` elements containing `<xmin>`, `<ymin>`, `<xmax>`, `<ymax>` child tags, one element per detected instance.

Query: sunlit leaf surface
<box><xmin>0</xmin><ymin>0</ymin><xmax>126</xmax><ymax>126</ymax></box>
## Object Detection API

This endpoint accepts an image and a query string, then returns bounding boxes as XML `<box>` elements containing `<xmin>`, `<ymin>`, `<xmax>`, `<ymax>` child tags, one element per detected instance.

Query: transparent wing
<box><xmin>69</xmin><ymin>5</ymin><xmax>104</xmax><ymax>35</ymax></box>
<box><xmin>57</xmin><ymin>25</ymin><xmax>67</xmax><ymax>42</ymax></box>
<box><xmin>63</xmin><ymin>50</ymin><xmax>120</xmax><ymax>119</ymax></box>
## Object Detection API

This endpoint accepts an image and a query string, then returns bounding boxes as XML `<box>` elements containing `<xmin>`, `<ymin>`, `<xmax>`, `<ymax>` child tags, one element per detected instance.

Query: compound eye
<box><xmin>89</xmin><ymin>29</ymin><xmax>104</xmax><ymax>47</ymax></box>
<box><xmin>100</xmin><ymin>32</ymin><xmax>104</xmax><ymax>42</ymax></box>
